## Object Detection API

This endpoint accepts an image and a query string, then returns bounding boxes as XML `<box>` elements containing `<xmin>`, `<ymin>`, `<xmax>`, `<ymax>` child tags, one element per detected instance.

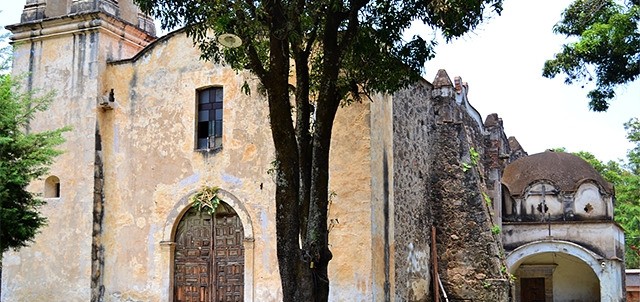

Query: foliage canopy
<box><xmin>563</xmin><ymin>118</ymin><xmax>640</xmax><ymax>268</ymax></box>
<box><xmin>137</xmin><ymin>0</ymin><xmax>503</xmax><ymax>99</ymax></box>
<box><xmin>543</xmin><ymin>0</ymin><xmax>640</xmax><ymax>111</ymax></box>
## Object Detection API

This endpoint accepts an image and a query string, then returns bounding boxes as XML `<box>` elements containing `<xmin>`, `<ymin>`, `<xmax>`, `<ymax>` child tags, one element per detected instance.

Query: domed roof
<box><xmin>501</xmin><ymin>150</ymin><xmax>613</xmax><ymax>196</ymax></box>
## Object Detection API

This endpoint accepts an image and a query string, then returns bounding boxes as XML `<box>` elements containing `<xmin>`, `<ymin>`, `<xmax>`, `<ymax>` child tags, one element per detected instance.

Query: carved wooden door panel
<box><xmin>175</xmin><ymin>209</ymin><xmax>213</xmax><ymax>302</ymax></box>
<box><xmin>213</xmin><ymin>213</ymin><xmax>244</xmax><ymax>302</ymax></box>
<box><xmin>174</xmin><ymin>205</ymin><xmax>244</xmax><ymax>302</ymax></box>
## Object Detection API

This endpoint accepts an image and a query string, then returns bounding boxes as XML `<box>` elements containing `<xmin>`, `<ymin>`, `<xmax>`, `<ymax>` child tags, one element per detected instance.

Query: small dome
<box><xmin>501</xmin><ymin>150</ymin><xmax>613</xmax><ymax>196</ymax></box>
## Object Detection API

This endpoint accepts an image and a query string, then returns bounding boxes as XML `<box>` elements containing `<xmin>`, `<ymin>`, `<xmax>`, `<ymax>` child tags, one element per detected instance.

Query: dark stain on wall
<box><xmin>91</xmin><ymin>123</ymin><xmax>106</xmax><ymax>302</ymax></box>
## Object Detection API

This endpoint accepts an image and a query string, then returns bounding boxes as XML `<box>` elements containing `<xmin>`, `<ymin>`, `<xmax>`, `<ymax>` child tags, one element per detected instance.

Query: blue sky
<box><xmin>1</xmin><ymin>0</ymin><xmax>638</xmax><ymax>162</ymax></box>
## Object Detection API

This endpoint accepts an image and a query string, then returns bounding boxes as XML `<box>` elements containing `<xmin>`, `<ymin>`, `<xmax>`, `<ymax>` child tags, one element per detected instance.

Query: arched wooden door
<box><xmin>174</xmin><ymin>203</ymin><xmax>244</xmax><ymax>302</ymax></box>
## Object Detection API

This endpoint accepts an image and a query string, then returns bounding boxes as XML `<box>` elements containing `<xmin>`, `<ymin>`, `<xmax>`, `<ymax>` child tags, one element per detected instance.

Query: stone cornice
<box><xmin>7</xmin><ymin>11</ymin><xmax>156</xmax><ymax>49</ymax></box>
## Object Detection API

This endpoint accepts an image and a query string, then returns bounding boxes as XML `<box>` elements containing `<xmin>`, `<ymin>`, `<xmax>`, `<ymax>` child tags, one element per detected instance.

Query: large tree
<box><xmin>543</xmin><ymin>0</ymin><xmax>639</xmax><ymax>111</ymax></box>
<box><xmin>135</xmin><ymin>0</ymin><xmax>503</xmax><ymax>300</ymax></box>
<box><xmin>0</xmin><ymin>46</ymin><xmax>68</xmax><ymax>297</ymax></box>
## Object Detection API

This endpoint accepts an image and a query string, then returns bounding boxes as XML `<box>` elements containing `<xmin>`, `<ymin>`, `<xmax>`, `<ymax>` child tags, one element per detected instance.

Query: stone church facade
<box><xmin>2</xmin><ymin>0</ymin><xmax>625</xmax><ymax>301</ymax></box>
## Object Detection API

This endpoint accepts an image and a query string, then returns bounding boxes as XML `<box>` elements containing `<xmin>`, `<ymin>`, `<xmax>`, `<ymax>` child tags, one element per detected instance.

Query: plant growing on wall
<box><xmin>462</xmin><ymin>147</ymin><xmax>480</xmax><ymax>172</ymax></box>
<box><xmin>135</xmin><ymin>0</ymin><xmax>504</xmax><ymax>300</ymax></box>
<box><xmin>470</xmin><ymin>147</ymin><xmax>480</xmax><ymax>166</ymax></box>
<box><xmin>491</xmin><ymin>225</ymin><xmax>501</xmax><ymax>235</ymax></box>
<box><xmin>482</xmin><ymin>192</ymin><xmax>493</xmax><ymax>207</ymax></box>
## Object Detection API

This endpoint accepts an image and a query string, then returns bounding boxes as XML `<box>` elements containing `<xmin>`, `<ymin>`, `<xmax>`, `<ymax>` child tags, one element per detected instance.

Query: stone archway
<box><xmin>162</xmin><ymin>189</ymin><xmax>254</xmax><ymax>302</ymax></box>
<box><xmin>506</xmin><ymin>240</ymin><xmax>622</xmax><ymax>301</ymax></box>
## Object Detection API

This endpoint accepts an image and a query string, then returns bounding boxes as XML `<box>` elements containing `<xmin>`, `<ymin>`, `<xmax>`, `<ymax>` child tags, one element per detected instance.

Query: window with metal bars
<box><xmin>196</xmin><ymin>87</ymin><xmax>223</xmax><ymax>150</ymax></box>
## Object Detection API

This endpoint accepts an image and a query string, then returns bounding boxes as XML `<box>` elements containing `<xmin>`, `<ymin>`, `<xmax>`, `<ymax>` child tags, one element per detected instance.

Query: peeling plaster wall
<box><xmin>99</xmin><ymin>31</ymin><xmax>385</xmax><ymax>301</ymax></box>
<box><xmin>328</xmin><ymin>100</ymin><xmax>374</xmax><ymax>301</ymax></box>
<box><xmin>3</xmin><ymin>13</ymin><xmax>152</xmax><ymax>302</ymax></box>
<box><xmin>502</xmin><ymin>221</ymin><xmax>625</xmax><ymax>259</ymax></box>
<box><xmin>3</xmin><ymin>14</ymin><xmax>388</xmax><ymax>299</ymax></box>
<box><xmin>100</xmin><ymin>32</ymin><xmax>279</xmax><ymax>301</ymax></box>
<box><xmin>369</xmin><ymin>93</ymin><xmax>394</xmax><ymax>301</ymax></box>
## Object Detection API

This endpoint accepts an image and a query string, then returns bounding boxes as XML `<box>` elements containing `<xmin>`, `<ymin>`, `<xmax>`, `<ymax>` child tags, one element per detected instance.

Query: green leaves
<box><xmin>571</xmin><ymin>120</ymin><xmax>640</xmax><ymax>267</ymax></box>
<box><xmin>190</xmin><ymin>186</ymin><xmax>222</xmax><ymax>215</ymax></box>
<box><xmin>543</xmin><ymin>0</ymin><xmax>640</xmax><ymax>111</ymax></box>
<box><xmin>135</xmin><ymin>0</ymin><xmax>504</xmax><ymax>102</ymax></box>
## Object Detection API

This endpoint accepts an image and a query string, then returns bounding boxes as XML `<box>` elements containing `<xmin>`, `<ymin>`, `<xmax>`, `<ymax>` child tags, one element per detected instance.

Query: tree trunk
<box><xmin>263</xmin><ymin>1</ymin><xmax>308</xmax><ymax>301</ymax></box>
<box><xmin>265</xmin><ymin>2</ymin><xmax>345</xmax><ymax>300</ymax></box>
<box><xmin>302</xmin><ymin>9</ymin><xmax>342</xmax><ymax>301</ymax></box>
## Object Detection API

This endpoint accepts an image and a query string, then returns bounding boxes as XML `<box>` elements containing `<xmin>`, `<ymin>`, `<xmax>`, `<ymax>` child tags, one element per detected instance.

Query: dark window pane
<box><xmin>214</xmin><ymin>121</ymin><xmax>222</xmax><ymax>137</ymax></box>
<box><xmin>214</xmin><ymin>89</ymin><xmax>223</xmax><ymax>103</ymax></box>
<box><xmin>209</xmin><ymin>121</ymin><xmax>215</xmax><ymax>137</ymax></box>
<box><xmin>199</xmin><ymin>90</ymin><xmax>209</xmax><ymax>104</ymax></box>
<box><xmin>198</xmin><ymin>121</ymin><xmax>209</xmax><ymax>139</ymax></box>
<box><xmin>197</xmin><ymin>138</ymin><xmax>208</xmax><ymax>149</ymax></box>
<box><xmin>196</xmin><ymin>87</ymin><xmax>223</xmax><ymax>150</ymax></box>
<box><xmin>198</xmin><ymin>110</ymin><xmax>209</xmax><ymax>122</ymax></box>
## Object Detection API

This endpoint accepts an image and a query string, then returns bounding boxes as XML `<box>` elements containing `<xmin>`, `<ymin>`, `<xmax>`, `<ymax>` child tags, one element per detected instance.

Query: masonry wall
<box><xmin>392</xmin><ymin>73</ymin><xmax>511</xmax><ymax>301</ymax></box>
<box><xmin>392</xmin><ymin>80</ymin><xmax>436</xmax><ymax>301</ymax></box>
<box><xmin>427</xmin><ymin>84</ymin><xmax>510</xmax><ymax>301</ymax></box>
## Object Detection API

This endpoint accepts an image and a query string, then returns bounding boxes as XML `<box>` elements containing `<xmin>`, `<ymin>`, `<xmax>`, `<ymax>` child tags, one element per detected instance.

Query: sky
<box><xmin>1</xmin><ymin>0</ymin><xmax>638</xmax><ymax>162</ymax></box>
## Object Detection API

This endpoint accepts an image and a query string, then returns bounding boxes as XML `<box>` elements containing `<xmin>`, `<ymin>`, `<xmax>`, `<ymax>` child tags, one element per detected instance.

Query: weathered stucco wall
<box><xmin>100</xmin><ymin>31</ymin><xmax>279</xmax><ymax>301</ymax></box>
<box><xmin>3</xmin><ymin>12</ymin><xmax>153</xmax><ymax>302</ymax></box>
<box><xmin>503</xmin><ymin>221</ymin><xmax>625</xmax><ymax>259</ymax></box>
<box><xmin>3</xmin><ymin>8</ymin><xmax>390</xmax><ymax>298</ymax></box>
<box><xmin>369</xmin><ymin>93</ymin><xmax>395</xmax><ymax>301</ymax></box>
<box><xmin>99</xmin><ymin>30</ymin><xmax>384</xmax><ymax>301</ymax></box>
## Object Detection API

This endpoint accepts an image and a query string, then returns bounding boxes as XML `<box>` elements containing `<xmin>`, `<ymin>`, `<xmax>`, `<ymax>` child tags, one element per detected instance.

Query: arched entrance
<box><xmin>505</xmin><ymin>240</ymin><xmax>624</xmax><ymax>302</ymax></box>
<box><xmin>174</xmin><ymin>202</ymin><xmax>244</xmax><ymax>302</ymax></box>
<box><xmin>513</xmin><ymin>252</ymin><xmax>599</xmax><ymax>302</ymax></box>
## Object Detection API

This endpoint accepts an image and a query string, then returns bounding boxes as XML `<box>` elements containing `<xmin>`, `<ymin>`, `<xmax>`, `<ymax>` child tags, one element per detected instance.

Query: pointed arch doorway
<box><xmin>174</xmin><ymin>202</ymin><xmax>244</xmax><ymax>302</ymax></box>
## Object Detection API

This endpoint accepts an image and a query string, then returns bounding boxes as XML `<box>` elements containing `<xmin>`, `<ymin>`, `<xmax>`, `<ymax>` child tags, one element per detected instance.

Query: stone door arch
<box><xmin>506</xmin><ymin>240</ymin><xmax>623</xmax><ymax>301</ymax></box>
<box><xmin>174</xmin><ymin>202</ymin><xmax>244</xmax><ymax>302</ymax></box>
